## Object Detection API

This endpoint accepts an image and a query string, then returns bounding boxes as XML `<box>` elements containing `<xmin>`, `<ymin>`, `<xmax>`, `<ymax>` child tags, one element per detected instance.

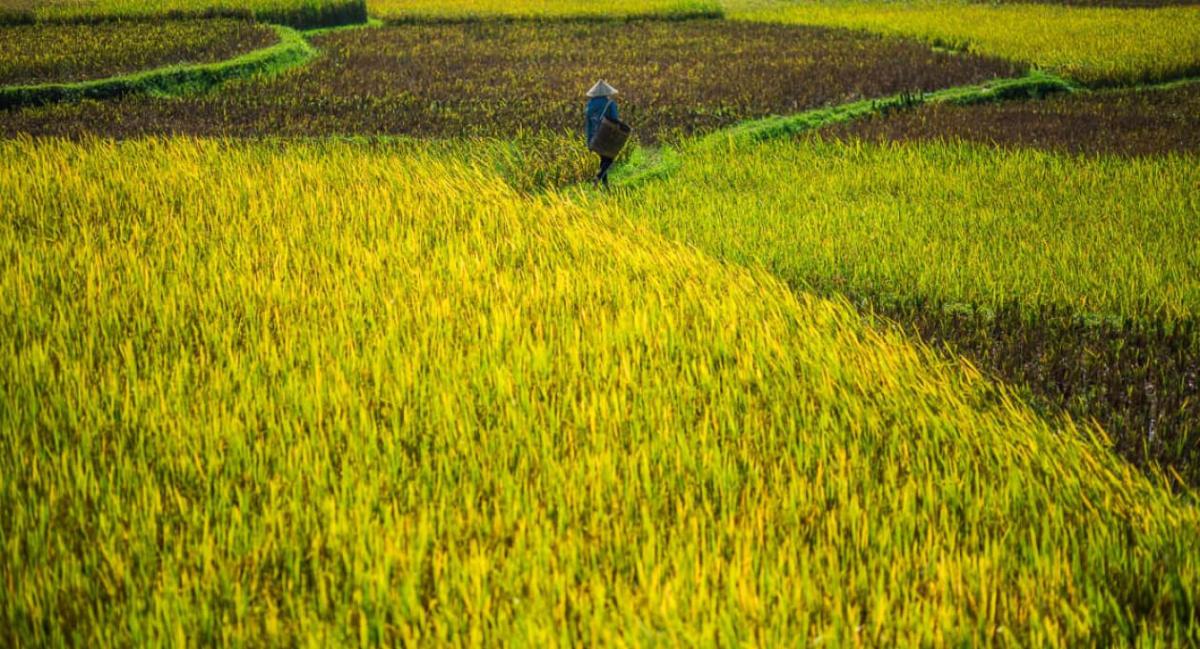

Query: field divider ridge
<box><xmin>0</xmin><ymin>24</ymin><xmax>316</xmax><ymax>110</ymax></box>
<box><xmin>610</xmin><ymin>70</ymin><xmax>1076</xmax><ymax>190</ymax></box>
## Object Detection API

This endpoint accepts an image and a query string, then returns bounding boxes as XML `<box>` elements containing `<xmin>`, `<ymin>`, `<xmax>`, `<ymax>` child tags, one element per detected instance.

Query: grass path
<box><xmin>606</xmin><ymin>70</ymin><xmax>1074</xmax><ymax>190</ymax></box>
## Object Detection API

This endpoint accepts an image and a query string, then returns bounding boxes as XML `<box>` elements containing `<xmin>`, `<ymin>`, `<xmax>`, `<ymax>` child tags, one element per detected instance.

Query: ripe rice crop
<box><xmin>823</xmin><ymin>81</ymin><xmax>1200</xmax><ymax>157</ymax></box>
<box><xmin>732</xmin><ymin>1</ymin><xmax>1200</xmax><ymax>86</ymax></box>
<box><xmin>0</xmin><ymin>19</ymin><xmax>277</xmax><ymax>86</ymax></box>
<box><xmin>987</xmin><ymin>0</ymin><xmax>1199</xmax><ymax>6</ymax></box>
<box><xmin>0</xmin><ymin>21</ymin><xmax>1021</xmax><ymax>140</ymax></box>
<box><xmin>0</xmin><ymin>0</ymin><xmax>366</xmax><ymax>29</ymax></box>
<box><xmin>372</xmin><ymin>0</ymin><xmax>721</xmax><ymax>21</ymax></box>
<box><xmin>2</xmin><ymin>137</ymin><xmax>1198</xmax><ymax>645</ymax></box>
<box><xmin>614</xmin><ymin>137</ymin><xmax>1200</xmax><ymax>482</ymax></box>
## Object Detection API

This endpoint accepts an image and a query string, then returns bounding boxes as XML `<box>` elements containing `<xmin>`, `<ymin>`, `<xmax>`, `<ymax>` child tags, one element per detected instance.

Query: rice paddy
<box><xmin>3</xmin><ymin>137</ymin><xmax>1198</xmax><ymax>646</ymax></box>
<box><xmin>0</xmin><ymin>19</ymin><xmax>277</xmax><ymax>86</ymax></box>
<box><xmin>3</xmin><ymin>1</ymin><xmax>1198</xmax><ymax>645</ymax></box>
<box><xmin>612</xmin><ymin>136</ymin><xmax>1200</xmax><ymax>484</ymax></box>
<box><xmin>0</xmin><ymin>21</ymin><xmax>1020</xmax><ymax>141</ymax></box>
<box><xmin>824</xmin><ymin>81</ymin><xmax>1200</xmax><ymax>156</ymax></box>
<box><xmin>731</xmin><ymin>1</ymin><xmax>1200</xmax><ymax>86</ymax></box>
<box><xmin>371</xmin><ymin>0</ymin><xmax>722</xmax><ymax>21</ymax></box>
<box><xmin>0</xmin><ymin>0</ymin><xmax>365</xmax><ymax>28</ymax></box>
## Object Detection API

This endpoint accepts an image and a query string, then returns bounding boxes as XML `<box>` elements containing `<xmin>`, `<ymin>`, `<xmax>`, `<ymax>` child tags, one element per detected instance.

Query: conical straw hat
<box><xmin>586</xmin><ymin>80</ymin><xmax>618</xmax><ymax>98</ymax></box>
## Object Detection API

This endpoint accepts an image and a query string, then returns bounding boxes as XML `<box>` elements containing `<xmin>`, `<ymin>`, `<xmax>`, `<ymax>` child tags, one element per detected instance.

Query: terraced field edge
<box><xmin>610</xmin><ymin>70</ymin><xmax>1075</xmax><ymax>189</ymax></box>
<box><xmin>0</xmin><ymin>25</ymin><xmax>315</xmax><ymax>110</ymax></box>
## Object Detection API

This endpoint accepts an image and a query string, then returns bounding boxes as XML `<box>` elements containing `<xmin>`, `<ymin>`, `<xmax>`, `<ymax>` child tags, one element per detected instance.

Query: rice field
<box><xmin>0</xmin><ymin>21</ymin><xmax>1021</xmax><ymax>140</ymax></box>
<box><xmin>0</xmin><ymin>19</ymin><xmax>277</xmax><ymax>86</ymax></box>
<box><xmin>0</xmin><ymin>0</ymin><xmax>365</xmax><ymax>28</ymax></box>
<box><xmin>731</xmin><ymin>1</ymin><xmax>1200</xmax><ymax>86</ymax></box>
<box><xmin>613</xmin><ymin>136</ymin><xmax>1200</xmax><ymax>483</ymax></box>
<box><xmin>2</xmin><ymin>137</ymin><xmax>1198</xmax><ymax>646</ymax></box>
<box><xmin>3</xmin><ymin>1</ymin><xmax>1198</xmax><ymax>645</ymax></box>
<box><xmin>823</xmin><ymin>81</ymin><xmax>1200</xmax><ymax>156</ymax></box>
<box><xmin>371</xmin><ymin>0</ymin><xmax>722</xmax><ymax>21</ymax></box>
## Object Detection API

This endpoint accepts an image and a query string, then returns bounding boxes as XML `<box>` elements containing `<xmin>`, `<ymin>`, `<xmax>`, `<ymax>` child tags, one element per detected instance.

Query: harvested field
<box><xmin>824</xmin><ymin>82</ymin><xmax>1200</xmax><ymax>156</ymax></box>
<box><xmin>0</xmin><ymin>21</ymin><xmax>1023</xmax><ymax>141</ymax></box>
<box><xmin>0</xmin><ymin>20</ymin><xmax>277</xmax><ymax>86</ymax></box>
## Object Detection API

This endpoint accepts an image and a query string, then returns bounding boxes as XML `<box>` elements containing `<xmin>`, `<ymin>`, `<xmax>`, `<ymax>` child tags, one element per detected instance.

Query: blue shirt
<box><xmin>586</xmin><ymin>97</ymin><xmax>619</xmax><ymax>144</ymax></box>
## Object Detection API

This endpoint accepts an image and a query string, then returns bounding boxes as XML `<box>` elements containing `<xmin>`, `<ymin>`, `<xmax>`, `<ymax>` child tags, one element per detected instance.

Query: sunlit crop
<box><xmin>0</xmin><ymin>19</ymin><xmax>277</xmax><ymax>86</ymax></box>
<box><xmin>372</xmin><ymin>0</ymin><xmax>720</xmax><ymax>21</ymax></box>
<box><xmin>0</xmin><ymin>0</ymin><xmax>365</xmax><ymax>28</ymax></box>
<box><xmin>1</xmin><ymin>137</ymin><xmax>1197</xmax><ymax>645</ymax></box>
<box><xmin>732</xmin><ymin>1</ymin><xmax>1200</xmax><ymax>86</ymax></box>
<box><xmin>613</xmin><ymin>135</ymin><xmax>1200</xmax><ymax>481</ymax></box>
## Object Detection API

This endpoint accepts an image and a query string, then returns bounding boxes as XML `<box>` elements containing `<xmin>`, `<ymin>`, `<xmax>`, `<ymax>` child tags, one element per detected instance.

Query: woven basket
<box><xmin>589</xmin><ymin>116</ymin><xmax>632</xmax><ymax>158</ymax></box>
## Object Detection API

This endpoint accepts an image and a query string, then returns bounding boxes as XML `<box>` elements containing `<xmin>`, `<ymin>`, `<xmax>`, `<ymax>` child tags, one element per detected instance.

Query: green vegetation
<box><xmin>371</xmin><ymin>0</ymin><xmax>722</xmax><ymax>22</ymax></box>
<box><xmin>2</xmin><ymin>137</ymin><xmax>1198</xmax><ymax>646</ymax></box>
<box><xmin>0</xmin><ymin>0</ymin><xmax>366</xmax><ymax>29</ymax></box>
<box><xmin>0</xmin><ymin>24</ymin><xmax>312</xmax><ymax>109</ymax></box>
<box><xmin>0</xmin><ymin>19</ymin><xmax>277</xmax><ymax>86</ymax></box>
<box><xmin>732</xmin><ymin>1</ymin><xmax>1200</xmax><ymax>86</ymax></box>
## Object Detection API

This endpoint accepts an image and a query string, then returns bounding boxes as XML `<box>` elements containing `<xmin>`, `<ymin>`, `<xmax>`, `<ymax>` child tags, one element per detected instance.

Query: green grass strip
<box><xmin>0</xmin><ymin>24</ymin><xmax>315</xmax><ymax>110</ymax></box>
<box><xmin>610</xmin><ymin>70</ymin><xmax>1076</xmax><ymax>189</ymax></box>
<box><xmin>301</xmin><ymin>15</ymin><xmax>382</xmax><ymax>36</ymax></box>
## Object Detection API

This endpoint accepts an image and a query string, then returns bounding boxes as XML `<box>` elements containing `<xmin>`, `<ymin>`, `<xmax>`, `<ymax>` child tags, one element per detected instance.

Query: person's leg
<box><xmin>598</xmin><ymin>156</ymin><xmax>615</xmax><ymax>186</ymax></box>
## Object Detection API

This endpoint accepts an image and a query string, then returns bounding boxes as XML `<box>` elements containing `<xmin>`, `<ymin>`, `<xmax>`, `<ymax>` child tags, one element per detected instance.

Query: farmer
<box><xmin>585</xmin><ymin>80</ymin><xmax>620</xmax><ymax>187</ymax></box>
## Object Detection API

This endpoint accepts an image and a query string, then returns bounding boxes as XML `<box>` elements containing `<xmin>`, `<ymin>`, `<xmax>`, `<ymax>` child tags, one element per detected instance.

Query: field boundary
<box><xmin>611</xmin><ymin>70</ymin><xmax>1076</xmax><ymax>189</ymax></box>
<box><xmin>0</xmin><ymin>24</ymin><xmax>315</xmax><ymax>110</ymax></box>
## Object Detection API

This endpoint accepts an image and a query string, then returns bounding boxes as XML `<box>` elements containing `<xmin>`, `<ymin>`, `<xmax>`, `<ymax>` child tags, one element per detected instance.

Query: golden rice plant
<box><xmin>370</xmin><ymin>0</ymin><xmax>722</xmax><ymax>21</ymax></box>
<box><xmin>0</xmin><ymin>19</ymin><xmax>277</xmax><ymax>86</ymax></box>
<box><xmin>0</xmin><ymin>0</ymin><xmax>366</xmax><ymax>28</ymax></box>
<box><xmin>730</xmin><ymin>0</ymin><xmax>1200</xmax><ymax>86</ymax></box>
<box><xmin>618</xmin><ymin>136</ymin><xmax>1200</xmax><ymax>322</ymax></box>
<box><xmin>1</xmin><ymin>137</ymin><xmax>1197</xmax><ymax>645</ymax></box>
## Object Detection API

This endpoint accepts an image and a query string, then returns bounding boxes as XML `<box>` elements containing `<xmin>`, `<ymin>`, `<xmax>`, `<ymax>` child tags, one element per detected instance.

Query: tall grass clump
<box><xmin>731</xmin><ymin>1</ymin><xmax>1200</xmax><ymax>86</ymax></box>
<box><xmin>1</xmin><ymin>137</ymin><xmax>1198</xmax><ymax>645</ymax></box>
